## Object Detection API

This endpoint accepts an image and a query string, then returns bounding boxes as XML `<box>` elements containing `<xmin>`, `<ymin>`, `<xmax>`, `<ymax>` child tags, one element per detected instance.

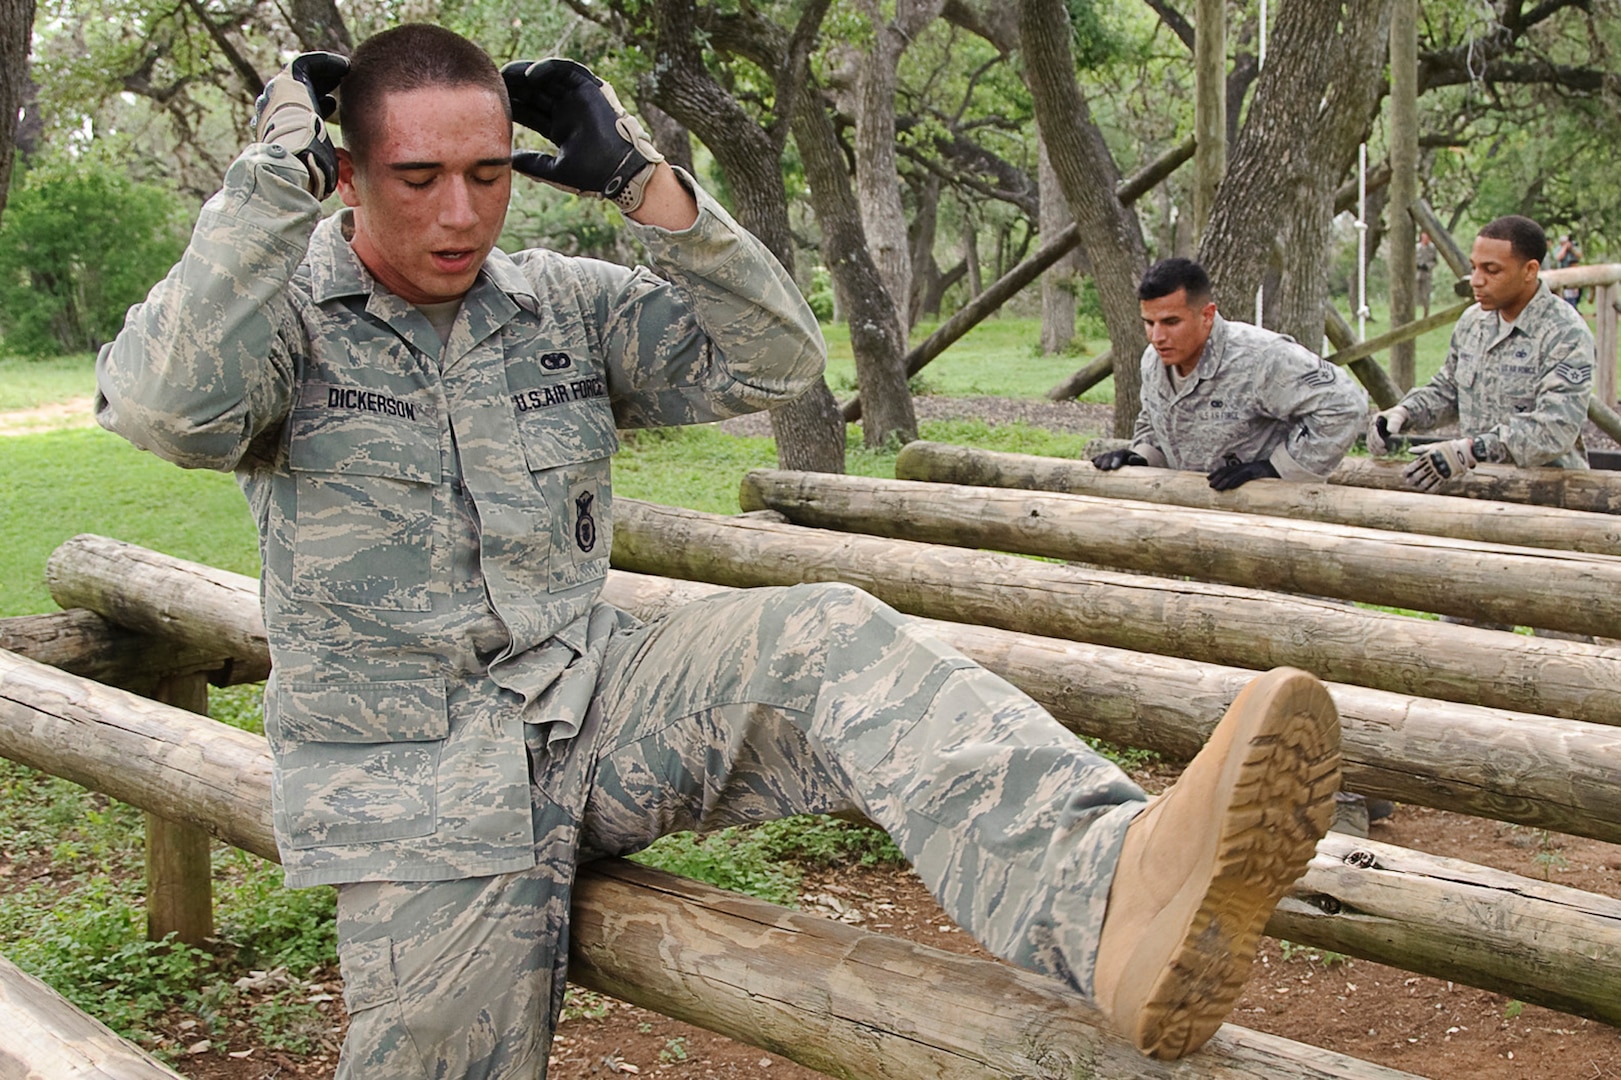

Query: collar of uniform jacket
<box><xmin>304</xmin><ymin>208</ymin><xmax>542</xmax><ymax>311</ymax></box>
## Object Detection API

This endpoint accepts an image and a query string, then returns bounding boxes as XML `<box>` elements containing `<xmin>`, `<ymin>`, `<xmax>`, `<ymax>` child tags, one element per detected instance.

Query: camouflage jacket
<box><xmin>96</xmin><ymin>145</ymin><xmax>825</xmax><ymax>886</ymax></box>
<box><xmin>1397</xmin><ymin>281</ymin><xmax>1593</xmax><ymax>468</ymax></box>
<box><xmin>1129</xmin><ymin>315</ymin><xmax>1369</xmax><ymax>479</ymax></box>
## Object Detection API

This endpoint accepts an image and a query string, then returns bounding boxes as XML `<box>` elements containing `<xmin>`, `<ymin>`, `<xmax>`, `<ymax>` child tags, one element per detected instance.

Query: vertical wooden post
<box><xmin>1192</xmin><ymin>0</ymin><xmax>1226</xmax><ymax>240</ymax></box>
<box><xmin>1596</xmin><ymin>283</ymin><xmax>1619</xmax><ymax>408</ymax></box>
<box><xmin>146</xmin><ymin>673</ymin><xmax>213</xmax><ymax>947</ymax></box>
<box><xmin>1387</xmin><ymin>0</ymin><xmax>1419</xmax><ymax>391</ymax></box>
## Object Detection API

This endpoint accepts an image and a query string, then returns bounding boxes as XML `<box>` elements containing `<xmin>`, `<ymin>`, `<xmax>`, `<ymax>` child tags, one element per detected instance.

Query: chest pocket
<box><xmin>507</xmin><ymin>359</ymin><xmax>620</xmax><ymax>594</ymax></box>
<box><xmin>288</xmin><ymin>386</ymin><xmax>441</xmax><ymax>611</ymax></box>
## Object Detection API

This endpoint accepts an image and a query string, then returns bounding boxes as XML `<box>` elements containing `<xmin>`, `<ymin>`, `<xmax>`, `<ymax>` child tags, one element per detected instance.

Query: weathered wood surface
<box><xmin>0</xmin><ymin>953</ymin><xmax>186</xmax><ymax>1079</ymax></box>
<box><xmin>602</xmin><ymin>572</ymin><xmax>1621</xmax><ymax>846</ymax></box>
<box><xmin>145</xmin><ymin>673</ymin><xmax>213</xmax><ymax>948</ymax></box>
<box><xmin>611</xmin><ymin>500</ymin><xmax>1621</xmax><ymax>724</ymax></box>
<box><xmin>44</xmin><ymin>539</ymin><xmax>270</xmax><ymax>674</ymax></box>
<box><xmin>5</xmin><ymin>641</ymin><xmax>1621</xmax><ymax>1030</ymax></box>
<box><xmin>893</xmin><ymin>440</ymin><xmax>1621</xmax><ymax>556</ymax></box>
<box><xmin>0</xmin><ymin>609</ymin><xmax>254</xmax><ymax>691</ymax></box>
<box><xmin>0</xmin><ymin>648</ymin><xmax>1422</xmax><ymax>1077</ymax></box>
<box><xmin>573</xmin><ymin>859</ymin><xmax>1422</xmax><ymax>1080</ymax></box>
<box><xmin>1331</xmin><ymin>456</ymin><xmax>1621</xmax><ymax>514</ymax></box>
<box><xmin>739</xmin><ymin>469</ymin><xmax>1621</xmax><ymax>637</ymax></box>
<box><xmin>22</xmin><ymin>541</ymin><xmax>1621</xmax><ymax>846</ymax></box>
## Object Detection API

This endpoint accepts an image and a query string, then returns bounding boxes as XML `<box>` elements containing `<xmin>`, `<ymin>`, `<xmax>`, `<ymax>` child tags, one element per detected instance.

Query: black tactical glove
<box><xmin>1207</xmin><ymin>458</ymin><xmax>1279</xmax><ymax>491</ymax></box>
<box><xmin>1402</xmin><ymin>437</ymin><xmax>1478</xmax><ymax>493</ymax></box>
<box><xmin>500</xmin><ymin>58</ymin><xmax>665</xmax><ymax>213</ymax></box>
<box><xmin>253</xmin><ymin>52</ymin><xmax>348</xmax><ymax>199</ymax></box>
<box><xmin>1092</xmin><ymin>448</ymin><xmax>1148</xmax><ymax>471</ymax></box>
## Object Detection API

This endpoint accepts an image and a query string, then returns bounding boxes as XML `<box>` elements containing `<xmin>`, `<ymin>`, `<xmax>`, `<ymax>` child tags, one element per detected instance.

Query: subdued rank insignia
<box><xmin>1300</xmin><ymin>359</ymin><xmax>1338</xmax><ymax>388</ymax></box>
<box><xmin>1553</xmin><ymin>361</ymin><xmax>1591</xmax><ymax>386</ymax></box>
<box><xmin>574</xmin><ymin>490</ymin><xmax>597</xmax><ymax>553</ymax></box>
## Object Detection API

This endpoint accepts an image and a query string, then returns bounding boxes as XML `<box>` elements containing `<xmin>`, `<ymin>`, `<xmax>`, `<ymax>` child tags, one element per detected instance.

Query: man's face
<box><xmin>1140</xmin><ymin>288</ymin><xmax>1217</xmax><ymax>373</ymax></box>
<box><xmin>337</xmin><ymin>85</ymin><xmax>513</xmax><ymax>305</ymax></box>
<box><xmin>1469</xmin><ymin>235</ymin><xmax>1540</xmax><ymax>316</ymax></box>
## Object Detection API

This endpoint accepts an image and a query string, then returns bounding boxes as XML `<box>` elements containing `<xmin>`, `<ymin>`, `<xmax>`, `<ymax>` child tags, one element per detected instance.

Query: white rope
<box><xmin>1356</xmin><ymin>143</ymin><xmax>1369</xmax><ymax>342</ymax></box>
<box><xmin>1254</xmin><ymin>0</ymin><xmax>1268</xmax><ymax>327</ymax></box>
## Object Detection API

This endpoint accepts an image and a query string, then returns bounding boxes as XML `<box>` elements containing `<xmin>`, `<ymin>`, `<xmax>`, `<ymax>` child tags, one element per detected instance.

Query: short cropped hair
<box><xmin>1138</xmin><ymin>258</ymin><xmax>1213</xmax><ymax>305</ymax></box>
<box><xmin>339</xmin><ymin>24</ymin><xmax>511</xmax><ymax>164</ymax></box>
<box><xmin>1477</xmin><ymin>215</ymin><xmax>1547</xmax><ymax>266</ymax></box>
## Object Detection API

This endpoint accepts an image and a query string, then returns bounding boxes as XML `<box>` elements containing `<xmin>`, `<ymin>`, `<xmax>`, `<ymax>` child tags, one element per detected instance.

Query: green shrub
<box><xmin>0</xmin><ymin>163</ymin><xmax>188</xmax><ymax>357</ymax></box>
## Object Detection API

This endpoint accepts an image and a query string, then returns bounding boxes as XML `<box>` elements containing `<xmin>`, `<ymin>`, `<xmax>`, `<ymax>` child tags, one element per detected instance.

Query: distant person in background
<box><xmin>1092</xmin><ymin>258</ymin><xmax>1368</xmax><ymax>490</ymax></box>
<box><xmin>1368</xmin><ymin>215</ymin><xmax>1594</xmax><ymax>491</ymax></box>
<box><xmin>1415</xmin><ymin>233</ymin><xmax>1439</xmax><ymax>318</ymax></box>
<box><xmin>1554</xmin><ymin>233</ymin><xmax>1583</xmax><ymax>309</ymax></box>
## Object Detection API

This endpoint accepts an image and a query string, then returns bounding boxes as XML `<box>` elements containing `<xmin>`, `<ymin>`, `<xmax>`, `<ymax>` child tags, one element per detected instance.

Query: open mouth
<box><xmin>433</xmin><ymin>250</ymin><xmax>476</xmax><ymax>272</ymax></box>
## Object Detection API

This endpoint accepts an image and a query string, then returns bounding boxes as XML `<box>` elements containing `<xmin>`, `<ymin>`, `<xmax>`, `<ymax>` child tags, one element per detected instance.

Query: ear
<box><xmin>1200</xmin><ymin>301</ymin><xmax>1218</xmax><ymax>329</ymax></box>
<box><xmin>336</xmin><ymin>148</ymin><xmax>360</xmax><ymax>208</ymax></box>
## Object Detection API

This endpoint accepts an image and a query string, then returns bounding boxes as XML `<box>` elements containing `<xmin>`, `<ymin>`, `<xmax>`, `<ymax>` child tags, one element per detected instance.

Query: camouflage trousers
<box><xmin>333</xmin><ymin>583</ymin><xmax>1147</xmax><ymax>1079</ymax></box>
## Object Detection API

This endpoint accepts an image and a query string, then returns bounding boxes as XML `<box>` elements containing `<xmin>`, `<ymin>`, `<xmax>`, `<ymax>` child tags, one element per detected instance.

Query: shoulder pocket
<box><xmin>289</xmin><ymin>385</ymin><xmax>440</xmax><ymax>611</ymax></box>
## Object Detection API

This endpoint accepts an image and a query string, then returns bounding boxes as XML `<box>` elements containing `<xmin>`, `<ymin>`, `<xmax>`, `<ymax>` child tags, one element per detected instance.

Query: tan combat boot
<box><xmin>1091</xmin><ymin>666</ymin><xmax>1341</xmax><ymax>1060</ymax></box>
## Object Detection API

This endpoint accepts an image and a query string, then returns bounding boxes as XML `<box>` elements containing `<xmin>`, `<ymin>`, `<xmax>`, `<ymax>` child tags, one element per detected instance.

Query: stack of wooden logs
<box><xmin>3</xmin><ymin>442</ymin><xmax>1621</xmax><ymax>1076</ymax></box>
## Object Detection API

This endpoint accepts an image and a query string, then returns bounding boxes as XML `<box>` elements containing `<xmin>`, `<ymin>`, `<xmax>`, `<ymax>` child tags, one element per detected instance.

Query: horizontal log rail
<box><xmin>17</xmin><ymin>542</ymin><xmax>1621</xmax><ymax>845</ymax></box>
<box><xmin>1330</xmin><ymin>456</ymin><xmax>1621</xmax><ymax>514</ymax></box>
<box><xmin>1</xmin><ymin>636</ymin><xmax>1618</xmax><ymax>1031</ymax></box>
<box><xmin>610</xmin><ymin>500</ymin><xmax>1621</xmax><ymax>724</ymax></box>
<box><xmin>600</xmin><ymin>572</ymin><xmax>1621</xmax><ymax>846</ymax></box>
<box><xmin>0</xmin><ymin>645</ymin><xmax>1420</xmax><ymax>1078</ymax></box>
<box><xmin>740</xmin><ymin>469</ymin><xmax>1621</xmax><ymax>638</ymax></box>
<box><xmin>0</xmin><ymin>954</ymin><xmax>186</xmax><ymax>1079</ymax></box>
<box><xmin>894</xmin><ymin>440</ymin><xmax>1621</xmax><ymax>555</ymax></box>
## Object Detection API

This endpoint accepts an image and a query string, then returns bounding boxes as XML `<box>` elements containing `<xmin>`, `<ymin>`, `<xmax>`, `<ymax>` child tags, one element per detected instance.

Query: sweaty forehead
<box><xmin>374</xmin><ymin>85</ymin><xmax>511</xmax><ymax>157</ymax></box>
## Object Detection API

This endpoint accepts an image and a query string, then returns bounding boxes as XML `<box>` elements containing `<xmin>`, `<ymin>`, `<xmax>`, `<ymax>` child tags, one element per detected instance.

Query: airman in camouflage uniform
<box><xmin>1094</xmin><ymin>258</ymin><xmax>1368</xmax><ymax>490</ymax></box>
<box><xmin>96</xmin><ymin>25</ymin><xmax>1341</xmax><ymax>1077</ymax></box>
<box><xmin>1369</xmin><ymin>215</ymin><xmax>1593</xmax><ymax>489</ymax></box>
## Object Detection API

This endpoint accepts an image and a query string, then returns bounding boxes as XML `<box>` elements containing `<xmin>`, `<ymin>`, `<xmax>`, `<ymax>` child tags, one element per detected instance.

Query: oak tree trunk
<box><xmin>0</xmin><ymin>0</ymin><xmax>36</xmax><ymax>226</ymax></box>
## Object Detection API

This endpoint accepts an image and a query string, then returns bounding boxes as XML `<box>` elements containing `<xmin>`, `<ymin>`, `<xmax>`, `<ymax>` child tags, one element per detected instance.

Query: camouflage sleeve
<box><xmin>1396</xmin><ymin>325</ymin><xmax>1463</xmax><ymax>432</ymax></box>
<box><xmin>1258</xmin><ymin>342</ymin><xmax>1370</xmax><ymax>480</ymax></box>
<box><xmin>582</xmin><ymin>170</ymin><xmax>826</xmax><ymax>429</ymax></box>
<box><xmin>1472</xmin><ymin>328</ymin><xmax>1593</xmax><ymax>466</ymax></box>
<box><xmin>1128</xmin><ymin>347</ymin><xmax>1170</xmax><ymax>467</ymax></box>
<box><xmin>95</xmin><ymin>146</ymin><xmax>314</xmax><ymax>470</ymax></box>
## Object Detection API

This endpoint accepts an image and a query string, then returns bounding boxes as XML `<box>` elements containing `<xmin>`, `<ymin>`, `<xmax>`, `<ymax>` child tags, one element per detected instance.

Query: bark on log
<box><xmin>602</xmin><ymin>571</ymin><xmax>1621</xmax><ymax>845</ymax></box>
<box><xmin>892</xmin><ymin>440</ymin><xmax>1621</xmax><ymax>556</ymax></box>
<box><xmin>611</xmin><ymin>500</ymin><xmax>1621</xmax><ymax>725</ymax></box>
<box><xmin>0</xmin><ymin>953</ymin><xmax>186</xmax><ymax>1079</ymax></box>
<box><xmin>24</xmin><ymin>539</ymin><xmax>1621</xmax><ymax>848</ymax></box>
<box><xmin>4</xmin><ymin>644</ymin><xmax>1621</xmax><ymax>1034</ymax></box>
<box><xmin>573</xmin><ymin>859</ymin><xmax>1424</xmax><ymax>1079</ymax></box>
<box><xmin>45</xmin><ymin>539</ymin><xmax>270</xmax><ymax>671</ymax></box>
<box><xmin>739</xmin><ymin>469</ymin><xmax>1621</xmax><ymax>638</ymax></box>
<box><xmin>0</xmin><ymin>609</ymin><xmax>257</xmax><ymax>691</ymax></box>
<box><xmin>1329</xmin><ymin>457</ymin><xmax>1621</xmax><ymax>515</ymax></box>
<box><xmin>0</xmin><ymin>647</ymin><xmax>1424</xmax><ymax>1077</ymax></box>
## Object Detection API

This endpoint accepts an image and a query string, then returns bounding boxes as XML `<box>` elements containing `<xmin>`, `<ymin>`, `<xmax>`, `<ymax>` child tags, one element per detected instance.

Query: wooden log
<box><xmin>1589</xmin><ymin>396</ymin><xmax>1621</xmax><ymax>444</ymax></box>
<box><xmin>145</xmin><ymin>673</ymin><xmax>213</xmax><ymax>948</ymax></box>
<box><xmin>892</xmin><ymin>440</ymin><xmax>1621</xmax><ymax>556</ymax></box>
<box><xmin>1043</xmin><ymin>347</ymin><xmax>1112</xmax><ymax>402</ymax></box>
<box><xmin>0</xmin><ymin>647</ymin><xmax>1418</xmax><ymax>1078</ymax></box>
<box><xmin>610</xmin><ymin>499</ymin><xmax>1621</xmax><ymax>725</ymax></box>
<box><xmin>739</xmin><ymin>469</ymin><xmax>1621</xmax><ymax>638</ymax></box>
<box><xmin>602</xmin><ymin>571</ymin><xmax>1621</xmax><ymax>845</ymax></box>
<box><xmin>1408</xmin><ymin>200</ymin><xmax>1470</xmax><ymax>279</ymax></box>
<box><xmin>1329</xmin><ymin>456</ymin><xmax>1621</xmax><ymax>515</ymax></box>
<box><xmin>3</xmin><ymin>643</ymin><xmax>1619</xmax><ymax>1034</ymax></box>
<box><xmin>572</xmin><ymin>859</ymin><xmax>1421</xmax><ymax>1080</ymax></box>
<box><xmin>24</xmin><ymin>543</ymin><xmax>1621</xmax><ymax>849</ymax></box>
<box><xmin>0</xmin><ymin>953</ymin><xmax>186</xmax><ymax>1079</ymax></box>
<box><xmin>44</xmin><ymin>538</ymin><xmax>269</xmax><ymax>675</ymax></box>
<box><xmin>0</xmin><ymin>610</ymin><xmax>254</xmax><ymax>691</ymax></box>
<box><xmin>1322</xmin><ymin>300</ymin><xmax>1472</xmax><ymax>370</ymax></box>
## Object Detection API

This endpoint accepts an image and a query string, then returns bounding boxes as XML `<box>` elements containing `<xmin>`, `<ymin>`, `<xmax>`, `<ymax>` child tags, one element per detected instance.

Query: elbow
<box><xmin>95</xmin><ymin>391</ymin><xmax>252</xmax><ymax>472</ymax></box>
